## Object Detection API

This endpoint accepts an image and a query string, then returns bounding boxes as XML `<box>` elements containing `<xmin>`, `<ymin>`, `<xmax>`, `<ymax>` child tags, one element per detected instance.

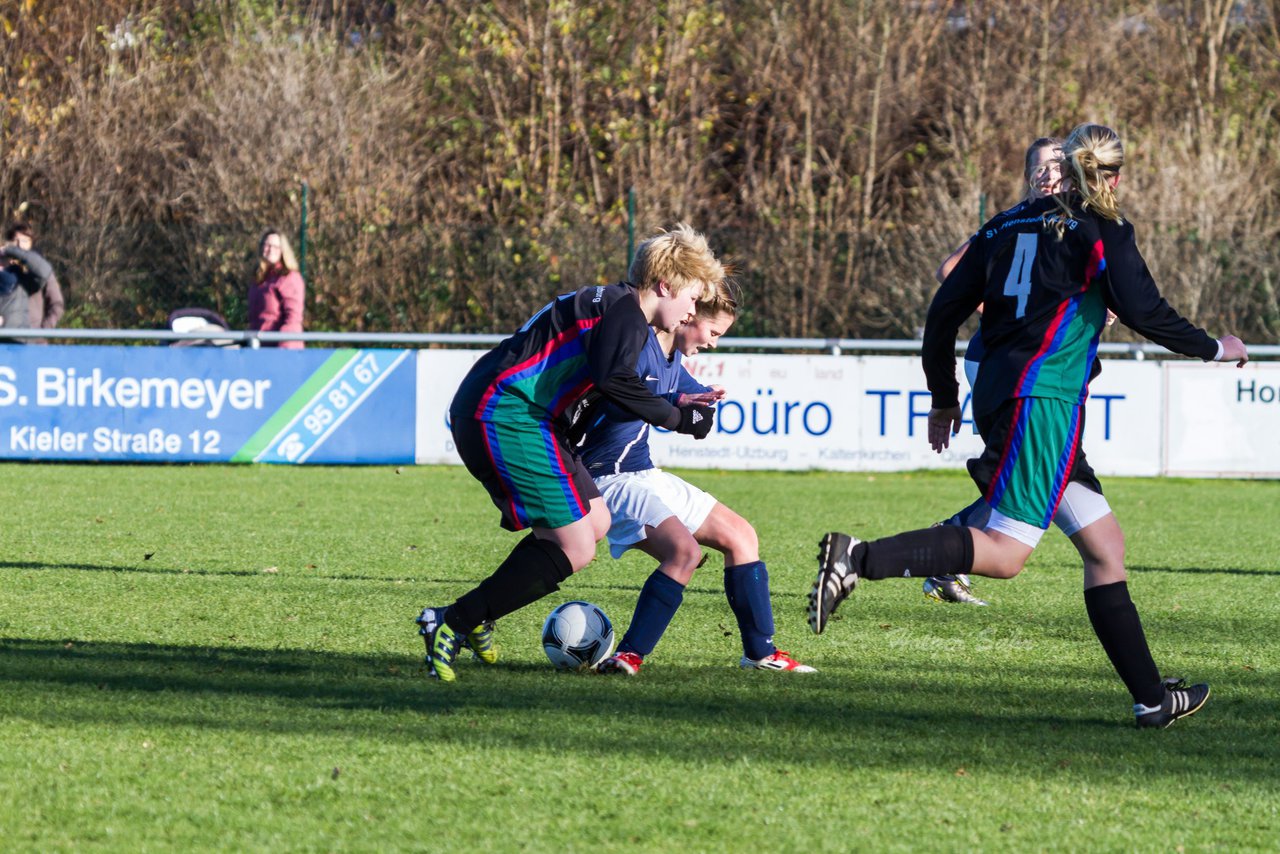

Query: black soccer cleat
<box><xmin>808</xmin><ymin>532</ymin><xmax>861</xmax><ymax>635</ymax></box>
<box><xmin>1135</xmin><ymin>680</ymin><xmax>1210</xmax><ymax>729</ymax></box>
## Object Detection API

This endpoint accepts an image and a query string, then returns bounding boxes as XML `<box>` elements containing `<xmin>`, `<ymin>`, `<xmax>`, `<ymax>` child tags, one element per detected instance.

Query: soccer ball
<box><xmin>541</xmin><ymin>601</ymin><xmax>615</xmax><ymax>670</ymax></box>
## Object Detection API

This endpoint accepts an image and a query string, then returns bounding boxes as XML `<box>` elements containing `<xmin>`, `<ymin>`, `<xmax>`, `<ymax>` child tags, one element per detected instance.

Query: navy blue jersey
<box><xmin>450</xmin><ymin>283</ymin><xmax>681</xmax><ymax>433</ymax></box>
<box><xmin>924</xmin><ymin>196</ymin><xmax>1217</xmax><ymax>417</ymax></box>
<box><xmin>578</xmin><ymin>330</ymin><xmax>709</xmax><ymax>475</ymax></box>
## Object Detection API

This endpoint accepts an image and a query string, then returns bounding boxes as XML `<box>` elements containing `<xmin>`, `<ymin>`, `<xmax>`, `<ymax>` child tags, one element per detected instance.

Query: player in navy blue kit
<box><xmin>577</xmin><ymin>281</ymin><xmax>814</xmax><ymax>675</ymax></box>
<box><xmin>810</xmin><ymin>124</ymin><xmax>1248</xmax><ymax>727</ymax></box>
<box><xmin>924</xmin><ymin>136</ymin><xmax>1066</xmax><ymax>606</ymax></box>
<box><xmin>416</xmin><ymin>224</ymin><xmax>723</xmax><ymax>682</ymax></box>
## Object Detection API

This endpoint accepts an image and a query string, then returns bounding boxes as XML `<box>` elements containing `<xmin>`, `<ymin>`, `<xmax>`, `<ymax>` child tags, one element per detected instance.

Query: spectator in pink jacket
<box><xmin>248</xmin><ymin>229</ymin><xmax>305</xmax><ymax>349</ymax></box>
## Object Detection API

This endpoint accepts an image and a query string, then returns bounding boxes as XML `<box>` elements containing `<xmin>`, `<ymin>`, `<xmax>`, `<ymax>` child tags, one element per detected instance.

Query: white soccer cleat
<box><xmin>923</xmin><ymin>574</ymin><xmax>988</xmax><ymax>606</ymax></box>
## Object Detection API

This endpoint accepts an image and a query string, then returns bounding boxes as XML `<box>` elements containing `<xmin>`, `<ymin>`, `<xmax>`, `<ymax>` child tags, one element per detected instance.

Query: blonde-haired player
<box><xmin>417</xmin><ymin>224</ymin><xmax>725</xmax><ymax>682</ymax></box>
<box><xmin>811</xmin><ymin>124</ymin><xmax>1247</xmax><ymax>727</ymax></box>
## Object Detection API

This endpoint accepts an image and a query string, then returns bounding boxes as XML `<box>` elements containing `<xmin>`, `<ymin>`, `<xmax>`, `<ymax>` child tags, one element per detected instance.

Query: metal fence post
<box><xmin>627</xmin><ymin>186</ymin><xmax>636</xmax><ymax>270</ymax></box>
<box><xmin>299</xmin><ymin>181</ymin><xmax>309</xmax><ymax>280</ymax></box>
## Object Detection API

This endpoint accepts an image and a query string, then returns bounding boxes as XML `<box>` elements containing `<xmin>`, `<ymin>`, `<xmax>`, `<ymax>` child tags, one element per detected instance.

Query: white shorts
<box><xmin>983</xmin><ymin>481</ymin><xmax>1113</xmax><ymax>548</ymax></box>
<box><xmin>1052</xmin><ymin>481</ymin><xmax>1112</xmax><ymax>537</ymax></box>
<box><xmin>594</xmin><ymin>468</ymin><xmax>717</xmax><ymax>559</ymax></box>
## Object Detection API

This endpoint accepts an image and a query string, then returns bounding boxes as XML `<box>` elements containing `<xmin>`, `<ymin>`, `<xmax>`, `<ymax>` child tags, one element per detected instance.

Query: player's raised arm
<box><xmin>1096</xmin><ymin>220</ymin><xmax>1223</xmax><ymax>361</ymax></box>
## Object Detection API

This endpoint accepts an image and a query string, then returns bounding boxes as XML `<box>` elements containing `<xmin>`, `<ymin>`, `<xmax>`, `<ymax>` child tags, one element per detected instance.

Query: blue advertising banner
<box><xmin>0</xmin><ymin>345</ymin><xmax>415</xmax><ymax>464</ymax></box>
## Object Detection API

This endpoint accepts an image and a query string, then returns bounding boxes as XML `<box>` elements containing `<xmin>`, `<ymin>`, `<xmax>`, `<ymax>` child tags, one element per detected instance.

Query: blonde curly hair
<box><xmin>628</xmin><ymin>223</ymin><xmax>725</xmax><ymax>298</ymax></box>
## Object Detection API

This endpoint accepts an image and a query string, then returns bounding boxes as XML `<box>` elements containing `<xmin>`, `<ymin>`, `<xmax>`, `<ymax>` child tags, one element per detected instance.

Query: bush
<box><xmin>2</xmin><ymin>1</ymin><xmax>1277</xmax><ymax>340</ymax></box>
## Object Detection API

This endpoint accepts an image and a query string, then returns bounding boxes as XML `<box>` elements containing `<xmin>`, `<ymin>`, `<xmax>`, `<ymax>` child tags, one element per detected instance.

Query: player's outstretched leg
<box><xmin>810</xmin><ymin>525</ymin><xmax>979</xmax><ymax>633</ymax></box>
<box><xmin>808</xmin><ymin>532</ymin><xmax>861</xmax><ymax>634</ymax></box>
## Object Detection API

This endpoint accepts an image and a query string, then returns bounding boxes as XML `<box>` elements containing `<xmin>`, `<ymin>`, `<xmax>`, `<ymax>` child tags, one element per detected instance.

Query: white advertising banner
<box><xmin>415</xmin><ymin>349</ymin><xmax>483</xmax><ymax>464</ymax></box>
<box><xmin>648</xmin><ymin>354</ymin><xmax>978</xmax><ymax>472</ymax></box>
<box><xmin>647</xmin><ymin>353</ymin><xmax>1164</xmax><ymax>476</ymax></box>
<box><xmin>416</xmin><ymin>350</ymin><xmax>1172</xmax><ymax>477</ymax></box>
<box><xmin>1164</xmin><ymin>362</ymin><xmax>1280</xmax><ymax>478</ymax></box>
<box><xmin>1078</xmin><ymin>359</ymin><xmax>1165</xmax><ymax>477</ymax></box>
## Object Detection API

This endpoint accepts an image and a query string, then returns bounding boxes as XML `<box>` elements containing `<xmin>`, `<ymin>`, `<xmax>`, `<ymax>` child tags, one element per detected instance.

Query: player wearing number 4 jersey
<box><xmin>809</xmin><ymin>123</ymin><xmax>1248</xmax><ymax>727</ymax></box>
<box><xmin>928</xmin><ymin>137</ymin><xmax>1120</xmax><ymax>607</ymax></box>
<box><xmin>415</xmin><ymin>224</ymin><xmax>724</xmax><ymax>682</ymax></box>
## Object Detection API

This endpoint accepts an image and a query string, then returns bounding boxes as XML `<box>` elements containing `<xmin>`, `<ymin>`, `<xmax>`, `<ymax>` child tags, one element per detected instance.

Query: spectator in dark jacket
<box><xmin>0</xmin><ymin>266</ymin><xmax>29</xmax><ymax>340</ymax></box>
<box><xmin>3</xmin><ymin>223</ymin><xmax>66</xmax><ymax>338</ymax></box>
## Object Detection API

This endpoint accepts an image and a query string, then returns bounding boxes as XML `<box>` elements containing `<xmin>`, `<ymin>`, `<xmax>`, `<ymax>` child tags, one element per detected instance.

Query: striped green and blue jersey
<box><xmin>451</xmin><ymin>283</ymin><xmax>680</xmax><ymax>433</ymax></box>
<box><xmin>924</xmin><ymin>197</ymin><xmax>1218</xmax><ymax>417</ymax></box>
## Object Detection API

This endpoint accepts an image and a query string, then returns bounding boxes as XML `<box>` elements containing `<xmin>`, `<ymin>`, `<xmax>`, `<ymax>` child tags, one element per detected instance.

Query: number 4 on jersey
<box><xmin>1003</xmin><ymin>232</ymin><xmax>1038</xmax><ymax>318</ymax></box>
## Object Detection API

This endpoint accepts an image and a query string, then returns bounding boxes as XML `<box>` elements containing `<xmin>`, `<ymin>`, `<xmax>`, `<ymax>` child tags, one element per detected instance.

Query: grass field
<box><xmin>1</xmin><ymin>463</ymin><xmax>1277</xmax><ymax>852</ymax></box>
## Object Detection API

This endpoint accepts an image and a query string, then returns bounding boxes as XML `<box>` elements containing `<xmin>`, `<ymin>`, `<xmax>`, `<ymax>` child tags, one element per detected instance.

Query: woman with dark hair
<box><xmin>925</xmin><ymin>136</ymin><xmax>1066</xmax><ymax>606</ymax></box>
<box><xmin>3</xmin><ymin>222</ymin><xmax>64</xmax><ymax>334</ymax></box>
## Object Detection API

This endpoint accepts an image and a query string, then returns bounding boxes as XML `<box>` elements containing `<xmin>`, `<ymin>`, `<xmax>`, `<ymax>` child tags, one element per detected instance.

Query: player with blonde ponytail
<box><xmin>811</xmin><ymin>122</ymin><xmax>1248</xmax><ymax>729</ymax></box>
<box><xmin>1047</xmin><ymin>123</ymin><xmax>1127</xmax><ymax>238</ymax></box>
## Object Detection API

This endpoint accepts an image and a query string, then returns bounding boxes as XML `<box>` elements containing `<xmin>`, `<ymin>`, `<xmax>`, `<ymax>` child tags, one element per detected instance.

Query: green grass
<box><xmin>1</xmin><ymin>464</ymin><xmax>1277</xmax><ymax>852</ymax></box>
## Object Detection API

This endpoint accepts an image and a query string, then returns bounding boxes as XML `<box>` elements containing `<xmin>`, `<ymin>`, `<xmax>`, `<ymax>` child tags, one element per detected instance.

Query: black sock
<box><xmin>1084</xmin><ymin>581</ymin><xmax>1163</xmax><ymax>707</ymax></box>
<box><xmin>854</xmin><ymin>525</ymin><xmax>974</xmax><ymax>580</ymax></box>
<box><xmin>446</xmin><ymin>535</ymin><xmax>573</xmax><ymax>633</ymax></box>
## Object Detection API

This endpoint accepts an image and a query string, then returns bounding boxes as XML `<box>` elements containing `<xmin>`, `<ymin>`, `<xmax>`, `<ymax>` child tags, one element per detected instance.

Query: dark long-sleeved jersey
<box><xmin>577</xmin><ymin>329</ymin><xmax>709</xmax><ymax>475</ymax></box>
<box><xmin>923</xmin><ymin>196</ymin><xmax>1217</xmax><ymax>417</ymax></box>
<box><xmin>451</xmin><ymin>283</ymin><xmax>681</xmax><ymax>433</ymax></box>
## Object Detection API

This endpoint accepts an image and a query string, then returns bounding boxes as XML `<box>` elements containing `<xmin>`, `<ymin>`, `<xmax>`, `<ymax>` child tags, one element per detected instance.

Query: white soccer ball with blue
<box><xmin>541</xmin><ymin>601</ymin><xmax>615</xmax><ymax>670</ymax></box>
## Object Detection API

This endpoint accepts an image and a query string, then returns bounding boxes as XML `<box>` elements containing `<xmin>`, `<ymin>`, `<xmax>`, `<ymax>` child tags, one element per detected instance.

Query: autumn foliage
<box><xmin>2</xmin><ymin>1</ymin><xmax>1278</xmax><ymax>340</ymax></box>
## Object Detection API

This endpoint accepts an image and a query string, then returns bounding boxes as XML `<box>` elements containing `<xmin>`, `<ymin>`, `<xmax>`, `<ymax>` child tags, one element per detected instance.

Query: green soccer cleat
<box><xmin>430</xmin><ymin>621</ymin><xmax>463</xmax><ymax>682</ymax></box>
<box><xmin>464</xmin><ymin>620</ymin><xmax>497</xmax><ymax>665</ymax></box>
<box><xmin>416</xmin><ymin>606</ymin><xmax>463</xmax><ymax>682</ymax></box>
